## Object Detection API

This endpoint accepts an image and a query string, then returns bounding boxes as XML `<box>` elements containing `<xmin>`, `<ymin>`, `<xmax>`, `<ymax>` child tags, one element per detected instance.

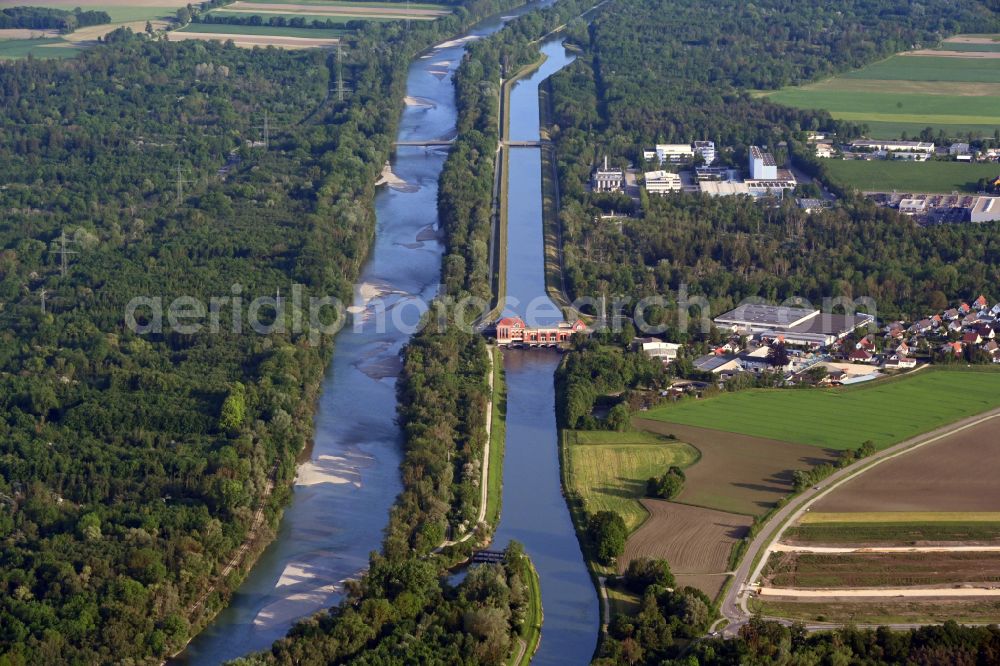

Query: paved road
<box><xmin>719</xmin><ymin>406</ymin><xmax>1000</xmax><ymax>637</ymax></box>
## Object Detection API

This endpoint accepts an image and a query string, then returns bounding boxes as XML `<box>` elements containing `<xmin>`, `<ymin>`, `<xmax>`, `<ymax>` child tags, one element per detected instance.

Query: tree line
<box><xmin>0</xmin><ymin>6</ymin><xmax>110</xmax><ymax>33</ymax></box>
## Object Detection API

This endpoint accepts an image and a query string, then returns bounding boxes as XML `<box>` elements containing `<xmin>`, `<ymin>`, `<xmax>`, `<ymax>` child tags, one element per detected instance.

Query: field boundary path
<box><xmin>720</xmin><ymin>406</ymin><xmax>1000</xmax><ymax>636</ymax></box>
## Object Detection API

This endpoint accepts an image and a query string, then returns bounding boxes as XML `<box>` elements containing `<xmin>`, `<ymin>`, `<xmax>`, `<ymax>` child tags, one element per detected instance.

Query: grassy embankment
<box><xmin>484</xmin><ymin>347</ymin><xmax>507</xmax><ymax>526</ymax></box>
<box><xmin>538</xmin><ymin>76</ymin><xmax>579</xmax><ymax>318</ymax></box>
<box><xmin>507</xmin><ymin>555</ymin><xmax>543</xmax><ymax>666</ymax></box>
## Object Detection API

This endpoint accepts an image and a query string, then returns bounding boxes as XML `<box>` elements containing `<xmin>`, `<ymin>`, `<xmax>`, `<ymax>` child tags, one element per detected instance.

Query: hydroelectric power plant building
<box><xmin>495</xmin><ymin>317</ymin><xmax>588</xmax><ymax>347</ymax></box>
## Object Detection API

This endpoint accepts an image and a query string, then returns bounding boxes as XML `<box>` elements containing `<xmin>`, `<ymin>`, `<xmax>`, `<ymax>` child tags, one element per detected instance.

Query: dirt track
<box><xmin>166</xmin><ymin>31</ymin><xmax>339</xmax><ymax>48</ymax></box>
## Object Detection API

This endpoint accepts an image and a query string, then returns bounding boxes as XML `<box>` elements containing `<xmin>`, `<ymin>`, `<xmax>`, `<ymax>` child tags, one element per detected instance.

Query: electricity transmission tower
<box><xmin>335</xmin><ymin>43</ymin><xmax>352</xmax><ymax>103</ymax></box>
<box><xmin>55</xmin><ymin>230</ymin><xmax>78</xmax><ymax>278</ymax></box>
<box><xmin>175</xmin><ymin>164</ymin><xmax>193</xmax><ymax>205</ymax></box>
<box><xmin>254</xmin><ymin>110</ymin><xmax>284</xmax><ymax>150</ymax></box>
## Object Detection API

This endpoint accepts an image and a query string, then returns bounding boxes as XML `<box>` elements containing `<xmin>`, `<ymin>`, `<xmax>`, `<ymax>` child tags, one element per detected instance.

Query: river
<box><xmin>491</xmin><ymin>38</ymin><xmax>600</xmax><ymax>665</ymax></box>
<box><xmin>176</xmin><ymin>4</ymin><xmax>568</xmax><ymax>664</ymax></box>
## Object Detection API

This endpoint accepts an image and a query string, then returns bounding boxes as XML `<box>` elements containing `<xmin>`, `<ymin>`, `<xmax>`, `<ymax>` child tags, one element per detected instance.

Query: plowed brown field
<box><xmin>813</xmin><ymin>418</ymin><xmax>1000</xmax><ymax>513</ymax></box>
<box><xmin>620</xmin><ymin>499</ymin><xmax>751</xmax><ymax>583</ymax></box>
<box><xmin>634</xmin><ymin>418</ymin><xmax>837</xmax><ymax>515</ymax></box>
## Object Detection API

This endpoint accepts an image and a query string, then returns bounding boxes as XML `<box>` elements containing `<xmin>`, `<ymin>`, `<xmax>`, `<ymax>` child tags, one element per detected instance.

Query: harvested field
<box><xmin>0</xmin><ymin>29</ymin><xmax>61</xmax><ymax>39</ymax></box>
<box><xmin>563</xmin><ymin>429</ymin><xmax>699</xmax><ymax>532</ymax></box>
<box><xmin>634</xmin><ymin>419</ymin><xmax>837</xmax><ymax>516</ymax></box>
<box><xmin>619</xmin><ymin>499</ymin><xmax>751</xmax><ymax>577</ymax></box>
<box><xmin>906</xmin><ymin>49</ymin><xmax>1000</xmax><ymax>59</ymax></box>
<box><xmin>785</xmin><ymin>520</ymin><xmax>1000</xmax><ymax>547</ymax></box>
<box><xmin>676</xmin><ymin>573</ymin><xmax>729</xmax><ymax>601</ymax></box>
<box><xmin>754</xmin><ymin>598</ymin><xmax>1000</xmax><ymax>624</ymax></box>
<box><xmin>167</xmin><ymin>30</ymin><xmax>339</xmax><ymax>48</ymax></box>
<box><xmin>762</xmin><ymin>550</ymin><xmax>1000</xmax><ymax>589</ymax></box>
<box><xmin>813</xmin><ymin>417</ymin><xmax>1000</xmax><ymax>513</ymax></box>
<box><xmin>945</xmin><ymin>35</ymin><xmax>1000</xmax><ymax>44</ymax></box>
<box><xmin>225</xmin><ymin>1</ymin><xmax>446</xmax><ymax>16</ymax></box>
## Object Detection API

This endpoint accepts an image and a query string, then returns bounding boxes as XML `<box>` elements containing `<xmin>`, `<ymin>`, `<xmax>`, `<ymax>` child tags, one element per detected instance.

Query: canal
<box><xmin>492</xmin><ymin>37</ymin><xmax>599</xmax><ymax>665</ymax></box>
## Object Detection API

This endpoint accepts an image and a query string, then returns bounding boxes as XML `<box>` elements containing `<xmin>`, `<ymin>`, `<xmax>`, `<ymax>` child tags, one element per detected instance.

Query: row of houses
<box><xmin>888</xmin><ymin>295</ymin><xmax>1000</xmax><ymax>362</ymax></box>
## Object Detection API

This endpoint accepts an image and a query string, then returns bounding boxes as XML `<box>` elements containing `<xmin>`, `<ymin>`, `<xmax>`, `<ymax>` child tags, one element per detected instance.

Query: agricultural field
<box><xmin>176</xmin><ymin>22</ymin><xmax>344</xmax><ymax>38</ymax></box>
<box><xmin>811</xmin><ymin>415</ymin><xmax>1000</xmax><ymax>513</ymax></box>
<box><xmin>201</xmin><ymin>0</ymin><xmax>448</xmax><ymax>22</ymax></box>
<box><xmin>634</xmin><ymin>419</ymin><xmax>836</xmax><ymax>516</ymax></box>
<box><xmin>765</xmin><ymin>35</ymin><xmax>1000</xmax><ymax>139</ymax></box>
<box><xmin>644</xmin><ymin>369</ymin><xmax>1000</xmax><ymax>451</ymax></box>
<box><xmin>763</xmin><ymin>550</ymin><xmax>1000</xmax><ymax>589</ymax></box>
<box><xmin>786</xmin><ymin>515</ymin><xmax>1000</xmax><ymax>546</ymax></box>
<box><xmin>619</xmin><ymin>499</ymin><xmax>751</xmax><ymax>598</ymax></box>
<box><xmin>822</xmin><ymin>159</ymin><xmax>1000</xmax><ymax>194</ymax></box>
<box><xmin>562</xmin><ymin>429</ymin><xmax>699</xmax><ymax>532</ymax></box>
<box><xmin>753</xmin><ymin>597</ymin><xmax>1000</xmax><ymax>625</ymax></box>
<box><xmin>0</xmin><ymin>0</ymin><xmax>186</xmax><ymax>57</ymax></box>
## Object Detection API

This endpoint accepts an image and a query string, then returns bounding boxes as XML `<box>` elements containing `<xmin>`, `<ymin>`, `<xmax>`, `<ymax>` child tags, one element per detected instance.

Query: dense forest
<box><xmin>548</xmin><ymin>0</ymin><xmax>1000</xmax><ymax>322</ymax></box>
<box><xmin>261</xmin><ymin>543</ymin><xmax>535</xmax><ymax>665</ymax></box>
<box><xmin>0</xmin><ymin>0</ymin><xmax>538</xmax><ymax>661</ymax></box>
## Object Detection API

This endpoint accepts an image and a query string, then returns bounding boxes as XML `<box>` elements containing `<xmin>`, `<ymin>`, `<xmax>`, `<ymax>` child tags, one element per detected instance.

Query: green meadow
<box><xmin>821</xmin><ymin>159</ymin><xmax>999</xmax><ymax>193</ymax></box>
<box><xmin>645</xmin><ymin>370</ymin><xmax>1000</xmax><ymax>450</ymax></box>
<box><xmin>823</xmin><ymin>160</ymin><xmax>1000</xmax><ymax>194</ymax></box>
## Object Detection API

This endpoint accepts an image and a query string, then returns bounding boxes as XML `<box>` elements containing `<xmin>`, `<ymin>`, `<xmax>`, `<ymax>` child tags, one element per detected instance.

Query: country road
<box><xmin>719</xmin><ymin>405</ymin><xmax>1000</xmax><ymax>637</ymax></box>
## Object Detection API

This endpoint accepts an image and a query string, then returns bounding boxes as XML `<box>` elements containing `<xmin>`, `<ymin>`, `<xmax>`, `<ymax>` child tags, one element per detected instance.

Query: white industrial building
<box><xmin>749</xmin><ymin>146</ymin><xmax>778</xmax><ymax>180</ymax></box>
<box><xmin>655</xmin><ymin>143</ymin><xmax>695</xmax><ymax>162</ymax></box>
<box><xmin>970</xmin><ymin>196</ymin><xmax>1000</xmax><ymax>223</ymax></box>
<box><xmin>714</xmin><ymin>304</ymin><xmax>874</xmax><ymax>347</ymax></box>
<box><xmin>591</xmin><ymin>156</ymin><xmax>624</xmax><ymax>192</ymax></box>
<box><xmin>693</xmin><ymin>140</ymin><xmax>716</xmax><ymax>164</ymax></box>
<box><xmin>644</xmin><ymin>170</ymin><xmax>682</xmax><ymax>195</ymax></box>
<box><xmin>851</xmin><ymin>140</ymin><xmax>935</xmax><ymax>153</ymax></box>
<box><xmin>899</xmin><ymin>199</ymin><xmax>928</xmax><ymax>215</ymax></box>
